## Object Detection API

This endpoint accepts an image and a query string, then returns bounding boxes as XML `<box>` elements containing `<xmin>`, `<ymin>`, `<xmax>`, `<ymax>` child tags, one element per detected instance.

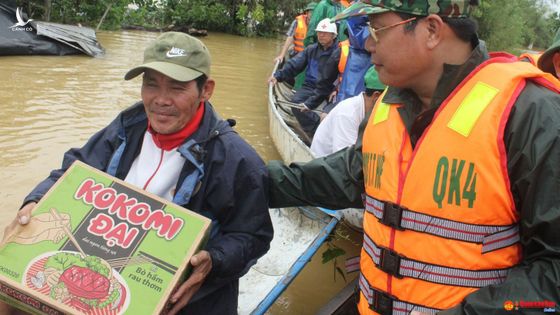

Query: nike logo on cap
<box><xmin>166</xmin><ymin>47</ymin><xmax>186</xmax><ymax>58</ymax></box>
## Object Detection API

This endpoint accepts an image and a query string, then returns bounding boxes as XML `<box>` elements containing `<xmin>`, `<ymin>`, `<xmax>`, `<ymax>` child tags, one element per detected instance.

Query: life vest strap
<box><xmin>363</xmin><ymin>233</ymin><xmax>512</xmax><ymax>288</ymax></box>
<box><xmin>364</xmin><ymin>195</ymin><xmax>520</xmax><ymax>252</ymax></box>
<box><xmin>359</xmin><ymin>273</ymin><xmax>440</xmax><ymax>315</ymax></box>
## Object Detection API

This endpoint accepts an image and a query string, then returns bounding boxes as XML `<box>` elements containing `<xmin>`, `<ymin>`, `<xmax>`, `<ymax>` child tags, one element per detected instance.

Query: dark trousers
<box><xmin>291</xmin><ymin>107</ymin><xmax>320</xmax><ymax>139</ymax></box>
<box><xmin>291</xmin><ymin>85</ymin><xmax>321</xmax><ymax>138</ymax></box>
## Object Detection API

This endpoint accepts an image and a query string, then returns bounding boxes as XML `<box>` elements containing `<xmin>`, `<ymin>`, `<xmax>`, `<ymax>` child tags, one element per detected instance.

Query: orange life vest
<box><xmin>358</xmin><ymin>57</ymin><xmax>560</xmax><ymax>314</ymax></box>
<box><xmin>341</xmin><ymin>0</ymin><xmax>351</xmax><ymax>8</ymax></box>
<box><xmin>338</xmin><ymin>39</ymin><xmax>350</xmax><ymax>75</ymax></box>
<box><xmin>294</xmin><ymin>14</ymin><xmax>307</xmax><ymax>53</ymax></box>
<box><xmin>518</xmin><ymin>52</ymin><xmax>542</xmax><ymax>66</ymax></box>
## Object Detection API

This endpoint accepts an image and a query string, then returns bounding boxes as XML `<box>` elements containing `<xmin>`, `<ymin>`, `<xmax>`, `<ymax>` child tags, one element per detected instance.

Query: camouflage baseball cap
<box><xmin>332</xmin><ymin>2</ymin><xmax>389</xmax><ymax>22</ymax></box>
<box><xmin>537</xmin><ymin>27</ymin><xmax>560</xmax><ymax>75</ymax></box>
<box><xmin>332</xmin><ymin>0</ymin><xmax>478</xmax><ymax>22</ymax></box>
<box><xmin>125</xmin><ymin>32</ymin><xmax>211</xmax><ymax>82</ymax></box>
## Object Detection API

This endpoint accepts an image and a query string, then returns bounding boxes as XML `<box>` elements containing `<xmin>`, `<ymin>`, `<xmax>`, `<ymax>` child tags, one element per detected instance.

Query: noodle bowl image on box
<box><xmin>0</xmin><ymin>161</ymin><xmax>210</xmax><ymax>315</ymax></box>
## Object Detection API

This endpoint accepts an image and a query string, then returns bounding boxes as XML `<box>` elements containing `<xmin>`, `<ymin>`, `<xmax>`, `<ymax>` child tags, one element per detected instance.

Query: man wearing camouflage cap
<box><xmin>3</xmin><ymin>32</ymin><xmax>273</xmax><ymax>315</ymax></box>
<box><xmin>538</xmin><ymin>27</ymin><xmax>560</xmax><ymax>78</ymax></box>
<box><xmin>266</xmin><ymin>1</ymin><xmax>560</xmax><ymax>314</ymax></box>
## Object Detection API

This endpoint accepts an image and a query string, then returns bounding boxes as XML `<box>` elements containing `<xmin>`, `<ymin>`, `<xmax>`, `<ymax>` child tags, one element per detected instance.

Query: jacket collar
<box><xmin>119</xmin><ymin>100</ymin><xmax>232</xmax><ymax>149</ymax></box>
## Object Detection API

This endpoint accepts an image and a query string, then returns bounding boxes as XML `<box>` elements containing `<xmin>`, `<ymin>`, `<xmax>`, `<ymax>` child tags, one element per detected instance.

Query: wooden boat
<box><xmin>239</xmin><ymin>207</ymin><xmax>342</xmax><ymax>314</ymax></box>
<box><xmin>236</xmin><ymin>62</ymin><xmax>366</xmax><ymax>314</ymax></box>
<box><xmin>236</xmin><ymin>62</ymin><xmax>366</xmax><ymax>315</ymax></box>
<box><xmin>267</xmin><ymin>62</ymin><xmax>364</xmax><ymax>230</ymax></box>
<box><xmin>316</xmin><ymin>278</ymin><xmax>359</xmax><ymax>315</ymax></box>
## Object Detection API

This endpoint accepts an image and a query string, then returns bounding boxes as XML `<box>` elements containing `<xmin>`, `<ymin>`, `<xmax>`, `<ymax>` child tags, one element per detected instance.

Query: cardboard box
<box><xmin>0</xmin><ymin>161</ymin><xmax>211</xmax><ymax>315</ymax></box>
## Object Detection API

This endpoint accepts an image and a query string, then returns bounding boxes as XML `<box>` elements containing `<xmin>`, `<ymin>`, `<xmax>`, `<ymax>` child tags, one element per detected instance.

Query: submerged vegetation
<box><xmin>13</xmin><ymin>0</ymin><xmax>560</xmax><ymax>51</ymax></box>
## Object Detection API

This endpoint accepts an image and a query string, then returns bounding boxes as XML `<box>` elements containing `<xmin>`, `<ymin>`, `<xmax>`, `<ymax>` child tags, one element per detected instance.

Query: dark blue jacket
<box><xmin>274</xmin><ymin>41</ymin><xmax>340</xmax><ymax>109</ymax></box>
<box><xmin>24</xmin><ymin>101</ymin><xmax>273</xmax><ymax>314</ymax></box>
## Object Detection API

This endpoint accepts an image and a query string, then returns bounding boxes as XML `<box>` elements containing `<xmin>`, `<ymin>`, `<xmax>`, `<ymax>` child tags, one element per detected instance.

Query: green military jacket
<box><xmin>268</xmin><ymin>42</ymin><xmax>560</xmax><ymax>314</ymax></box>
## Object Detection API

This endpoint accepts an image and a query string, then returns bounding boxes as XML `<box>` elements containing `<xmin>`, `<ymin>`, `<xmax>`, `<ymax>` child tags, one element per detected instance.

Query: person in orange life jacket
<box><xmin>538</xmin><ymin>27</ymin><xmax>560</xmax><ymax>78</ymax></box>
<box><xmin>266</xmin><ymin>1</ymin><xmax>560</xmax><ymax>314</ymax></box>
<box><xmin>274</xmin><ymin>2</ymin><xmax>317</xmax><ymax>64</ymax></box>
<box><xmin>269</xmin><ymin>18</ymin><xmax>341</xmax><ymax>139</ymax></box>
<box><xmin>2</xmin><ymin>32</ymin><xmax>273</xmax><ymax>315</ymax></box>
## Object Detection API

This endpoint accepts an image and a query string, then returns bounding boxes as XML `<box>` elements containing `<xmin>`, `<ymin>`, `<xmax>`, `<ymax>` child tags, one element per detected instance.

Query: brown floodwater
<box><xmin>0</xmin><ymin>30</ymin><xmax>360</xmax><ymax>314</ymax></box>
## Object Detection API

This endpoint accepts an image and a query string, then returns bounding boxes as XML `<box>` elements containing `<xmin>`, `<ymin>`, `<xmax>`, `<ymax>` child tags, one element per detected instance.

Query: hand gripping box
<box><xmin>0</xmin><ymin>161</ymin><xmax>210</xmax><ymax>315</ymax></box>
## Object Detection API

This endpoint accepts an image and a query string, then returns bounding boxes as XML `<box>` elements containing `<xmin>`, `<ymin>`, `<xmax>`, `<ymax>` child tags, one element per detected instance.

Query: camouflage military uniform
<box><xmin>332</xmin><ymin>0</ymin><xmax>477</xmax><ymax>21</ymax></box>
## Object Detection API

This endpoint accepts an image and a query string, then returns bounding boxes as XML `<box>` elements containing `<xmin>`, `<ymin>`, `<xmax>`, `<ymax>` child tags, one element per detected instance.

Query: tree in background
<box><xmin>12</xmin><ymin>0</ymin><xmax>560</xmax><ymax>50</ymax></box>
<box><xmin>474</xmin><ymin>0</ymin><xmax>560</xmax><ymax>52</ymax></box>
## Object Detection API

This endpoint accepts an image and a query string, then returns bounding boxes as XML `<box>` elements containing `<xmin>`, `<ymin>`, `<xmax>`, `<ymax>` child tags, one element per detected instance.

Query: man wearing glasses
<box><xmin>266</xmin><ymin>1</ymin><xmax>560</xmax><ymax>314</ymax></box>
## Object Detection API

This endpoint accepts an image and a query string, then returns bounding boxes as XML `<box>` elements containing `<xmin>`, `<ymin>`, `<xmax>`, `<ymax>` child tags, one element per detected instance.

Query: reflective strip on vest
<box><xmin>338</xmin><ymin>40</ymin><xmax>349</xmax><ymax>75</ymax></box>
<box><xmin>359</xmin><ymin>273</ymin><xmax>441</xmax><ymax>315</ymax></box>
<box><xmin>362</xmin><ymin>233</ymin><xmax>512</xmax><ymax>288</ymax></box>
<box><xmin>364</xmin><ymin>195</ymin><xmax>520</xmax><ymax>253</ymax></box>
<box><xmin>373</xmin><ymin>102</ymin><xmax>391</xmax><ymax>124</ymax></box>
<box><xmin>447</xmin><ymin>82</ymin><xmax>499</xmax><ymax>137</ymax></box>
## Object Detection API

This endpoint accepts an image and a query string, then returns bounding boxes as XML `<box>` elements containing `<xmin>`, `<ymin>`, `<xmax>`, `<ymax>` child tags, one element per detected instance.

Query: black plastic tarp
<box><xmin>0</xmin><ymin>3</ymin><xmax>104</xmax><ymax>57</ymax></box>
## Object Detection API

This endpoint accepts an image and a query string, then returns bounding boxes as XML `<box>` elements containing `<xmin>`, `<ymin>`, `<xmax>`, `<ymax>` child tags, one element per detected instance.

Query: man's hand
<box><xmin>273</xmin><ymin>55</ymin><xmax>284</xmax><ymax>63</ymax></box>
<box><xmin>268</xmin><ymin>75</ymin><xmax>278</xmax><ymax>85</ymax></box>
<box><xmin>2</xmin><ymin>202</ymin><xmax>35</xmax><ymax>245</ymax></box>
<box><xmin>300</xmin><ymin>103</ymin><xmax>310</xmax><ymax>112</ymax></box>
<box><xmin>167</xmin><ymin>250</ymin><xmax>213</xmax><ymax>315</ymax></box>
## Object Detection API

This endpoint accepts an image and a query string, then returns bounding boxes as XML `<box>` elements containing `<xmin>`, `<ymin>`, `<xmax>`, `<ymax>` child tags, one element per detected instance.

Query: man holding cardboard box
<box><xmin>2</xmin><ymin>32</ymin><xmax>273</xmax><ymax>315</ymax></box>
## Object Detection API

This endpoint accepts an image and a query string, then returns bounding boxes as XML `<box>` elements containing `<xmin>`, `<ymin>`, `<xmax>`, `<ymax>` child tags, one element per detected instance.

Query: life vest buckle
<box><xmin>369</xmin><ymin>289</ymin><xmax>396</xmax><ymax>315</ymax></box>
<box><xmin>379</xmin><ymin>247</ymin><xmax>404</xmax><ymax>279</ymax></box>
<box><xmin>380</xmin><ymin>202</ymin><xmax>405</xmax><ymax>230</ymax></box>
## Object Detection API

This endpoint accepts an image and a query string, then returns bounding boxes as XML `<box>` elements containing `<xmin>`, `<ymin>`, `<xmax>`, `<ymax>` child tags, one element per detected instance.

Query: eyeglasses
<box><xmin>368</xmin><ymin>17</ymin><xmax>417</xmax><ymax>42</ymax></box>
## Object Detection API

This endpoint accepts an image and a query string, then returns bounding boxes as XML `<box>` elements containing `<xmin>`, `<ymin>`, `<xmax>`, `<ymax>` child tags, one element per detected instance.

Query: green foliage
<box><xmin>170</xmin><ymin>0</ymin><xmax>232</xmax><ymax>33</ymax></box>
<box><xmin>14</xmin><ymin>0</ymin><xmax>313</xmax><ymax>36</ymax></box>
<box><xmin>320</xmin><ymin>227</ymin><xmax>353</xmax><ymax>282</ymax></box>
<box><xmin>474</xmin><ymin>0</ymin><xmax>523</xmax><ymax>51</ymax></box>
<box><xmin>321</xmin><ymin>244</ymin><xmax>347</xmax><ymax>282</ymax></box>
<box><xmin>474</xmin><ymin>0</ymin><xmax>560</xmax><ymax>52</ymax></box>
<box><xmin>321</xmin><ymin>246</ymin><xmax>346</xmax><ymax>264</ymax></box>
<box><xmin>13</xmin><ymin>0</ymin><xmax>560</xmax><ymax>47</ymax></box>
